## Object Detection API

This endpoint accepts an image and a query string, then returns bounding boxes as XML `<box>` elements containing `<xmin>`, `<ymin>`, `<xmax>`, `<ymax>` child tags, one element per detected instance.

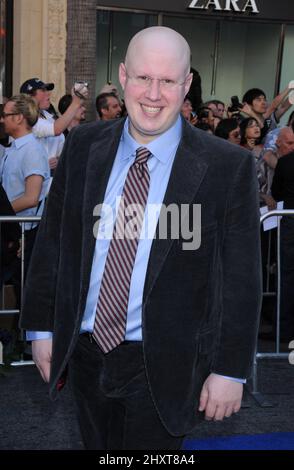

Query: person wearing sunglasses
<box><xmin>0</xmin><ymin>94</ymin><xmax>49</xmax><ymax>275</ymax></box>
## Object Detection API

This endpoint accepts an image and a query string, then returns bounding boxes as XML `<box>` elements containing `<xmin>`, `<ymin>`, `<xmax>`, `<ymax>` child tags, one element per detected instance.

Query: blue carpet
<box><xmin>183</xmin><ymin>433</ymin><xmax>294</xmax><ymax>450</ymax></box>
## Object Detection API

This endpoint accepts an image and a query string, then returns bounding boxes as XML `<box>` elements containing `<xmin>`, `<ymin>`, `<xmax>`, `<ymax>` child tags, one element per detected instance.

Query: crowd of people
<box><xmin>182</xmin><ymin>86</ymin><xmax>294</xmax><ymax>210</ymax></box>
<box><xmin>1</xmin><ymin>60</ymin><xmax>294</xmax><ymax>338</ymax></box>
<box><xmin>0</xmin><ymin>24</ymin><xmax>293</xmax><ymax>449</ymax></box>
<box><xmin>181</xmin><ymin>85</ymin><xmax>294</xmax><ymax>342</ymax></box>
<box><xmin>1</xmin><ymin>49</ymin><xmax>294</xmax><ymax>336</ymax></box>
<box><xmin>0</xmin><ymin>80</ymin><xmax>123</xmax><ymax>288</ymax></box>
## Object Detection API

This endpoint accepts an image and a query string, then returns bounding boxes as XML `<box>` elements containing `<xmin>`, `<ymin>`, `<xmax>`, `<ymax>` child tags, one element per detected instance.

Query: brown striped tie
<box><xmin>92</xmin><ymin>147</ymin><xmax>151</xmax><ymax>353</ymax></box>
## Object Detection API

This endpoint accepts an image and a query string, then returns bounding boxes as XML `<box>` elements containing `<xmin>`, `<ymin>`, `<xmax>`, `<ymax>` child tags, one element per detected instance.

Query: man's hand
<box><xmin>241</xmin><ymin>104</ymin><xmax>264</xmax><ymax>128</ymax></box>
<box><xmin>49</xmin><ymin>156</ymin><xmax>59</xmax><ymax>170</ymax></box>
<box><xmin>32</xmin><ymin>338</ymin><xmax>52</xmax><ymax>383</ymax></box>
<box><xmin>263</xmin><ymin>150</ymin><xmax>278</xmax><ymax>169</ymax></box>
<box><xmin>198</xmin><ymin>373</ymin><xmax>243</xmax><ymax>421</ymax></box>
<box><xmin>246</xmin><ymin>138</ymin><xmax>256</xmax><ymax>150</ymax></box>
<box><xmin>262</xmin><ymin>194</ymin><xmax>277</xmax><ymax>211</ymax></box>
<box><xmin>190</xmin><ymin>115</ymin><xmax>198</xmax><ymax>126</ymax></box>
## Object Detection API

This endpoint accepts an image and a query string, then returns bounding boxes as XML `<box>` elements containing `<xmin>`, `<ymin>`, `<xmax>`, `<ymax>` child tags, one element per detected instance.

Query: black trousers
<box><xmin>68</xmin><ymin>334</ymin><xmax>184</xmax><ymax>450</ymax></box>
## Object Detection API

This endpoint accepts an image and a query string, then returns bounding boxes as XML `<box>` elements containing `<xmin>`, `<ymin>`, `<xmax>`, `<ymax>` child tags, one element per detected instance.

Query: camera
<box><xmin>228</xmin><ymin>96</ymin><xmax>243</xmax><ymax>113</ymax></box>
<box><xmin>197</xmin><ymin>108</ymin><xmax>210</xmax><ymax>120</ymax></box>
<box><xmin>73</xmin><ymin>81</ymin><xmax>89</xmax><ymax>99</ymax></box>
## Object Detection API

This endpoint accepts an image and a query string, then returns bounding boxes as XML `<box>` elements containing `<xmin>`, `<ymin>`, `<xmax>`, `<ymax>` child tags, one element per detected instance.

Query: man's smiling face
<box><xmin>119</xmin><ymin>28</ymin><xmax>192</xmax><ymax>145</ymax></box>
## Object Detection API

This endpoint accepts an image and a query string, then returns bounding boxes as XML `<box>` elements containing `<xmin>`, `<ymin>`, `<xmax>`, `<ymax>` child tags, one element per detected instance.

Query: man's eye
<box><xmin>138</xmin><ymin>76</ymin><xmax>150</xmax><ymax>82</ymax></box>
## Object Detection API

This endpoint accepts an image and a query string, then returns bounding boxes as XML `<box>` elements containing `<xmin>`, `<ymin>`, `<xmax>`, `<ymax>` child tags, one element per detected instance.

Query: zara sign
<box><xmin>188</xmin><ymin>0</ymin><xmax>260</xmax><ymax>13</ymax></box>
<box><xmin>97</xmin><ymin>1</ymin><xmax>293</xmax><ymax>22</ymax></box>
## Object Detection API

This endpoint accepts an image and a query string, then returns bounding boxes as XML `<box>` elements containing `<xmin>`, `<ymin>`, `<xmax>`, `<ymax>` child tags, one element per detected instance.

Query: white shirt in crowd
<box><xmin>33</xmin><ymin>110</ymin><xmax>65</xmax><ymax>160</ymax></box>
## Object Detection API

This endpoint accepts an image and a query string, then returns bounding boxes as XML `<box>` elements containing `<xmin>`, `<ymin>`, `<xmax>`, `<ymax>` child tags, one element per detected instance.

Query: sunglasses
<box><xmin>0</xmin><ymin>112</ymin><xmax>20</xmax><ymax>118</ymax></box>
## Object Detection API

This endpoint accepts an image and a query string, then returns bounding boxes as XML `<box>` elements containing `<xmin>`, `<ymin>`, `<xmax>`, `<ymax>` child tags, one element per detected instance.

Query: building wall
<box><xmin>12</xmin><ymin>0</ymin><xmax>97</xmax><ymax>117</ymax></box>
<box><xmin>13</xmin><ymin>0</ymin><xmax>67</xmax><ymax>105</ymax></box>
<box><xmin>11</xmin><ymin>0</ymin><xmax>294</xmax><ymax>114</ymax></box>
<box><xmin>66</xmin><ymin>0</ymin><xmax>97</xmax><ymax>118</ymax></box>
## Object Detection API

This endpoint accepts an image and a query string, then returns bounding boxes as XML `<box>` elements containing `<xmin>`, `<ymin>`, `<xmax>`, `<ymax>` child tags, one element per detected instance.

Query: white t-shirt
<box><xmin>33</xmin><ymin>110</ymin><xmax>65</xmax><ymax>159</ymax></box>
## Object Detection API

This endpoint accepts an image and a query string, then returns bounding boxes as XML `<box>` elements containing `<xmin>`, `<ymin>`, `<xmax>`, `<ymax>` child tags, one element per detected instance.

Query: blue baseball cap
<box><xmin>20</xmin><ymin>78</ymin><xmax>54</xmax><ymax>94</ymax></box>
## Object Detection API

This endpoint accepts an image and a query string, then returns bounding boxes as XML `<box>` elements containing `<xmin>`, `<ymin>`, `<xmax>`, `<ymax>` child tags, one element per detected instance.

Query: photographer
<box><xmin>20</xmin><ymin>78</ymin><xmax>87</xmax><ymax>171</ymax></box>
<box><xmin>194</xmin><ymin>106</ymin><xmax>215</xmax><ymax>132</ymax></box>
<box><xmin>226</xmin><ymin>96</ymin><xmax>244</xmax><ymax>122</ymax></box>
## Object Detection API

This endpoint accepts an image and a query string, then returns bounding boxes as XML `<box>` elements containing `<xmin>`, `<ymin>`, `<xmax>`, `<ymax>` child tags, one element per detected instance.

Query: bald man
<box><xmin>20</xmin><ymin>27</ymin><xmax>261</xmax><ymax>450</ymax></box>
<box><xmin>276</xmin><ymin>127</ymin><xmax>294</xmax><ymax>159</ymax></box>
<box><xmin>263</xmin><ymin>126</ymin><xmax>294</xmax><ymax>171</ymax></box>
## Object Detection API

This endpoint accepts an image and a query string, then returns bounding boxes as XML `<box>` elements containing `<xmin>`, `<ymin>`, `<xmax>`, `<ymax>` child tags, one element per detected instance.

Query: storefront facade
<box><xmin>0</xmin><ymin>0</ymin><xmax>13</xmax><ymax>100</ymax></box>
<box><xmin>3</xmin><ymin>0</ymin><xmax>294</xmax><ymax>114</ymax></box>
<box><xmin>93</xmin><ymin>0</ymin><xmax>294</xmax><ymax>108</ymax></box>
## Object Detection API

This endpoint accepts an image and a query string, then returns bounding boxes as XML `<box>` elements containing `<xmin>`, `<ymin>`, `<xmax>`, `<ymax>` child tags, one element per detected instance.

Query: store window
<box><xmin>96</xmin><ymin>9</ymin><xmax>157</xmax><ymax>95</ymax></box>
<box><xmin>163</xmin><ymin>15</ymin><xmax>281</xmax><ymax>106</ymax></box>
<box><xmin>95</xmin><ymin>7</ymin><xmax>294</xmax><ymax>117</ymax></box>
<box><xmin>280</xmin><ymin>25</ymin><xmax>294</xmax><ymax>123</ymax></box>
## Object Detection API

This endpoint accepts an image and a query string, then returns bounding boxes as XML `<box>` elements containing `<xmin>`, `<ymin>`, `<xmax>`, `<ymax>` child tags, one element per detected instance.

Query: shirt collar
<box><xmin>13</xmin><ymin>133</ymin><xmax>34</xmax><ymax>149</ymax></box>
<box><xmin>120</xmin><ymin>116</ymin><xmax>182</xmax><ymax>164</ymax></box>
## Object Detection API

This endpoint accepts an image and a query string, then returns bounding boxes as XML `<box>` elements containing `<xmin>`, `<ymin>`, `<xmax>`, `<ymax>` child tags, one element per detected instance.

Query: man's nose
<box><xmin>145</xmin><ymin>79</ymin><xmax>161</xmax><ymax>100</ymax></box>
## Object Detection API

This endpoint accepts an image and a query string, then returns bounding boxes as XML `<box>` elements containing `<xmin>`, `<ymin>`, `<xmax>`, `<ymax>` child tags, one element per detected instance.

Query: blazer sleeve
<box><xmin>211</xmin><ymin>152</ymin><xmax>262</xmax><ymax>379</ymax></box>
<box><xmin>19</xmin><ymin>130</ymin><xmax>75</xmax><ymax>331</ymax></box>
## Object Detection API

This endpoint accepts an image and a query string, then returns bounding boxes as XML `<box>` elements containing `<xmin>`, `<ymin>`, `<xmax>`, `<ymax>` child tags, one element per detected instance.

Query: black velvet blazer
<box><xmin>20</xmin><ymin>117</ymin><xmax>262</xmax><ymax>436</ymax></box>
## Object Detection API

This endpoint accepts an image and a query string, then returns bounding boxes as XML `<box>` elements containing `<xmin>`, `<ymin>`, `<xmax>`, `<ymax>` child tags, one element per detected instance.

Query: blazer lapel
<box><xmin>143</xmin><ymin>122</ymin><xmax>209</xmax><ymax>303</ymax></box>
<box><xmin>80</xmin><ymin>119</ymin><xmax>125</xmax><ymax>300</ymax></box>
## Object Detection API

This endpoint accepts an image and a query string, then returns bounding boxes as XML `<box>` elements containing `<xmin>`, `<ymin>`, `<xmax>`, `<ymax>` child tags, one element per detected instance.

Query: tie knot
<box><xmin>135</xmin><ymin>147</ymin><xmax>151</xmax><ymax>165</ymax></box>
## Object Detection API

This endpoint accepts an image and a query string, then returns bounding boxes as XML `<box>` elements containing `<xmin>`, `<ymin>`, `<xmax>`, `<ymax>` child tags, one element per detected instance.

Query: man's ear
<box><xmin>118</xmin><ymin>62</ymin><xmax>127</xmax><ymax>90</ymax></box>
<box><xmin>101</xmin><ymin>107</ymin><xmax>108</xmax><ymax>119</ymax></box>
<box><xmin>184</xmin><ymin>72</ymin><xmax>193</xmax><ymax>97</ymax></box>
<box><xmin>119</xmin><ymin>63</ymin><xmax>127</xmax><ymax>91</ymax></box>
<box><xmin>15</xmin><ymin>113</ymin><xmax>24</xmax><ymax>125</ymax></box>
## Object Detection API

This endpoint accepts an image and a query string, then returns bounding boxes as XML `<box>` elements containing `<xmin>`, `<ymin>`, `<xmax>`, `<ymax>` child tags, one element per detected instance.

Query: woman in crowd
<box><xmin>215</xmin><ymin>118</ymin><xmax>241</xmax><ymax>145</ymax></box>
<box><xmin>239</xmin><ymin>117</ymin><xmax>263</xmax><ymax>159</ymax></box>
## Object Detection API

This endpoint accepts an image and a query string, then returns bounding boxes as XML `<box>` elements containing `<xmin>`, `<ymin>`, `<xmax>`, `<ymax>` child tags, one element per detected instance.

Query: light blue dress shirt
<box><xmin>81</xmin><ymin>116</ymin><xmax>181</xmax><ymax>340</ymax></box>
<box><xmin>28</xmin><ymin>116</ymin><xmax>180</xmax><ymax>340</ymax></box>
<box><xmin>26</xmin><ymin>118</ymin><xmax>245</xmax><ymax>384</ymax></box>
<box><xmin>0</xmin><ymin>133</ymin><xmax>50</xmax><ymax>229</ymax></box>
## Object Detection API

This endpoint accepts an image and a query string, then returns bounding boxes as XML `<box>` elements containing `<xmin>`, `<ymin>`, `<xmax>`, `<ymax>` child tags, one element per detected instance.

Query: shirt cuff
<box><xmin>214</xmin><ymin>373</ymin><xmax>246</xmax><ymax>384</ymax></box>
<box><xmin>26</xmin><ymin>331</ymin><xmax>53</xmax><ymax>341</ymax></box>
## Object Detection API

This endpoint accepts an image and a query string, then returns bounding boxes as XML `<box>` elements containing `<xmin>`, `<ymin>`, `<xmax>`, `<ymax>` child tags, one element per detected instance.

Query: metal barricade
<box><xmin>248</xmin><ymin>209</ymin><xmax>294</xmax><ymax>406</ymax></box>
<box><xmin>0</xmin><ymin>215</ymin><xmax>41</xmax><ymax>366</ymax></box>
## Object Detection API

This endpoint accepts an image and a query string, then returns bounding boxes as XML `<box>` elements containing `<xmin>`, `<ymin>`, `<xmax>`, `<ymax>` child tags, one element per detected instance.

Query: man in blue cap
<box><xmin>20</xmin><ymin>77</ymin><xmax>87</xmax><ymax>172</ymax></box>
